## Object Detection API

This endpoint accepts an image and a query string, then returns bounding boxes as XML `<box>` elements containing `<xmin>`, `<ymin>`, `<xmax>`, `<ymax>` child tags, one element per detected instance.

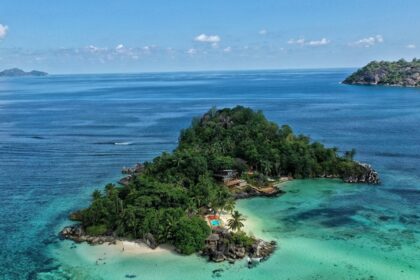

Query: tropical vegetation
<box><xmin>69</xmin><ymin>106</ymin><xmax>365</xmax><ymax>255</ymax></box>
<box><xmin>343</xmin><ymin>58</ymin><xmax>420</xmax><ymax>87</ymax></box>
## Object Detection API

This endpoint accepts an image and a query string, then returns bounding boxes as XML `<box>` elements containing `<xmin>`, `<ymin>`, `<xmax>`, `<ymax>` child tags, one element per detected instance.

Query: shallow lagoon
<box><xmin>0</xmin><ymin>70</ymin><xmax>419</xmax><ymax>279</ymax></box>
<box><xmin>39</xmin><ymin>180</ymin><xmax>419</xmax><ymax>280</ymax></box>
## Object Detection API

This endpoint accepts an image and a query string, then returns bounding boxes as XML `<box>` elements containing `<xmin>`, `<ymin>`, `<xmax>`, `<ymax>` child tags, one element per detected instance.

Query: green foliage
<box><xmin>178</xmin><ymin>106</ymin><xmax>357</xmax><ymax>178</ymax></box>
<box><xmin>231</xmin><ymin>231</ymin><xmax>254</xmax><ymax>248</ymax></box>
<box><xmin>344</xmin><ymin>58</ymin><xmax>420</xmax><ymax>86</ymax></box>
<box><xmin>173</xmin><ymin>216</ymin><xmax>211</xmax><ymax>255</ymax></box>
<box><xmin>73</xmin><ymin>106</ymin><xmax>364</xmax><ymax>254</ymax></box>
<box><xmin>86</xmin><ymin>224</ymin><xmax>107</xmax><ymax>236</ymax></box>
<box><xmin>228</xmin><ymin>211</ymin><xmax>246</xmax><ymax>232</ymax></box>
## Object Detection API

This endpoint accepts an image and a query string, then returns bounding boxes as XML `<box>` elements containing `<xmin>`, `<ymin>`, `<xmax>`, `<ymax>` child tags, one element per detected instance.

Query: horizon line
<box><xmin>43</xmin><ymin>66</ymin><xmax>358</xmax><ymax>76</ymax></box>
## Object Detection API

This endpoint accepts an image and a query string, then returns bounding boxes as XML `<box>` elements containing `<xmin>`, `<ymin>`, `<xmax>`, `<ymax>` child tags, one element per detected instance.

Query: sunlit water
<box><xmin>0</xmin><ymin>70</ymin><xmax>419</xmax><ymax>279</ymax></box>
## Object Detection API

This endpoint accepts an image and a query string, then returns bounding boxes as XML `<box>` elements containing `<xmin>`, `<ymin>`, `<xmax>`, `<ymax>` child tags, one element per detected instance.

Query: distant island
<box><xmin>60</xmin><ymin>106</ymin><xmax>379</xmax><ymax>264</ymax></box>
<box><xmin>343</xmin><ymin>59</ymin><xmax>420</xmax><ymax>87</ymax></box>
<box><xmin>0</xmin><ymin>68</ymin><xmax>48</xmax><ymax>77</ymax></box>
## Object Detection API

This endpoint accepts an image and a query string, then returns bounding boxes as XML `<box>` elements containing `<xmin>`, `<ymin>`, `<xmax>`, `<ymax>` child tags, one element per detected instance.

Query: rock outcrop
<box><xmin>60</xmin><ymin>224</ymin><xmax>116</xmax><ymax>245</ymax></box>
<box><xmin>59</xmin><ymin>224</ymin><xmax>160</xmax><ymax>250</ymax></box>
<box><xmin>234</xmin><ymin>186</ymin><xmax>285</xmax><ymax>199</ymax></box>
<box><xmin>122</xmin><ymin>163</ymin><xmax>144</xmax><ymax>175</ymax></box>
<box><xmin>343</xmin><ymin>162</ymin><xmax>380</xmax><ymax>184</ymax></box>
<box><xmin>202</xmin><ymin>230</ymin><xmax>276</xmax><ymax>264</ymax></box>
<box><xmin>119</xmin><ymin>163</ymin><xmax>145</xmax><ymax>186</ymax></box>
<box><xmin>343</xmin><ymin>59</ymin><xmax>420</xmax><ymax>87</ymax></box>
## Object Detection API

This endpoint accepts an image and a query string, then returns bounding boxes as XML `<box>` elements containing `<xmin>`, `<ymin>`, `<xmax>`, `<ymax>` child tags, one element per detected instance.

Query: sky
<box><xmin>0</xmin><ymin>0</ymin><xmax>419</xmax><ymax>74</ymax></box>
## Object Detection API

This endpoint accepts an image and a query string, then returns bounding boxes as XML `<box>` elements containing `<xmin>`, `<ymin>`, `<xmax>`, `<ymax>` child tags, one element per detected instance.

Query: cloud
<box><xmin>308</xmin><ymin>38</ymin><xmax>330</xmax><ymax>46</ymax></box>
<box><xmin>352</xmin><ymin>35</ymin><xmax>384</xmax><ymax>47</ymax></box>
<box><xmin>288</xmin><ymin>38</ymin><xmax>305</xmax><ymax>45</ymax></box>
<box><xmin>86</xmin><ymin>45</ymin><xmax>107</xmax><ymax>53</ymax></box>
<box><xmin>0</xmin><ymin>24</ymin><xmax>8</xmax><ymax>39</ymax></box>
<box><xmin>194</xmin><ymin>34</ymin><xmax>221</xmax><ymax>43</ymax></box>
<box><xmin>187</xmin><ymin>48</ymin><xmax>197</xmax><ymax>55</ymax></box>
<box><xmin>259</xmin><ymin>29</ymin><xmax>267</xmax><ymax>35</ymax></box>
<box><xmin>406</xmin><ymin>44</ymin><xmax>416</xmax><ymax>49</ymax></box>
<box><xmin>223</xmin><ymin>46</ymin><xmax>232</xmax><ymax>53</ymax></box>
<box><xmin>288</xmin><ymin>37</ymin><xmax>330</xmax><ymax>46</ymax></box>
<box><xmin>116</xmin><ymin>44</ymin><xmax>124</xmax><ymax>50</ymax></box>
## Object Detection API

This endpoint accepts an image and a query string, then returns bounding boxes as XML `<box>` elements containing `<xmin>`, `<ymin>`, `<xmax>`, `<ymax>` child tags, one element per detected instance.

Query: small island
<box><xmin>61</xmin><ymin>106</ymin><xmax>379</xmax><ymax>264</ymax></box>
<box><xmin>0</xmin><ymin>68</ymin><xmax>48</xmax><ymax>77</ymax></box>
<box><xmin>343</xmin><ymin>58</ymin><xmax>420</xmax><ymax>87</ymax></box>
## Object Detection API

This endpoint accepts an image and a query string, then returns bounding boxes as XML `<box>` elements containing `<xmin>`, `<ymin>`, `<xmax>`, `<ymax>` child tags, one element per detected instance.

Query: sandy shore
<box><xmin>73</xmin><ymin>239</ymin><xmax>175</xmax><ymax>264</ymax></box>
<box><xmin>116</xmin><ymin>240</ymin><xmax>175</xmax><ymax>255</ymax></box>
<box><xmin>219</xmin><ymin>210</ymin><xmax>259</xmax><ymax>236</ymax></box>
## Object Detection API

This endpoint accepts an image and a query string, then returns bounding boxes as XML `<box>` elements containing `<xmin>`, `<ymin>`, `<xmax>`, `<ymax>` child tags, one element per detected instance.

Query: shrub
<box><xmin>86</xmin><ymin>224</ymin><xmax>108</xmax><ymax>236</ymax></box>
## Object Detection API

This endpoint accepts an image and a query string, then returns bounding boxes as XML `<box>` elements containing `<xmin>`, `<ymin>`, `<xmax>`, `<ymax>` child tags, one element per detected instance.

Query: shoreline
<box><xmin>114</xmin><ymin>240</ymin><xmax>175</xmax><ymax>255</ymax></box>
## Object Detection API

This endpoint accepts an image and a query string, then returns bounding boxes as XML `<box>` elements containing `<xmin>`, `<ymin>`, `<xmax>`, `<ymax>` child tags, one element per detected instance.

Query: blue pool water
<box><xmin>210</xmin><ymin>220</ymin><xmax>221</xmax><ymax>227</ymax></box>
<box><xmin>0</xmin><ymin>69</ymin><xmax>419</xmax><ymax>279</ymax></box>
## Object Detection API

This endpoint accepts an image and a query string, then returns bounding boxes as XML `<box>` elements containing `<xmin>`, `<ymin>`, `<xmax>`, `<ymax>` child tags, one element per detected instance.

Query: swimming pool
<box><xmin>210</xmin><ymin>220</ymin><xmax>221</xmax><ymax>227</ymax></box>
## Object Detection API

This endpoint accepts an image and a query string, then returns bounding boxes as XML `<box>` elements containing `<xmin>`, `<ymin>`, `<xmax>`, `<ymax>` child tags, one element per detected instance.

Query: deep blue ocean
<box><xmin>0</xmin><ymin>70</ymin><xmax>419</xmax><ymax>279</ymax></box>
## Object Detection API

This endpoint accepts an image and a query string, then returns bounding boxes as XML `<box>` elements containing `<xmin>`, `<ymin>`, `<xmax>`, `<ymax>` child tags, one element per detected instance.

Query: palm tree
<box><xmin>165</xmin><ymin>216</ymin><xmax>178</xmax><ymax>240</ymax></box>
<box><xmin>124</xmin><ymin>207</ymin><xmax>137</xmax><ymax>237</ymax></box>
<box><xmin>223</xmin><ymin>199</ymin><xmax>235</xmax><ymax>214</ymax></box>
<box><xmin>186</xmin><ymin>200</ymin><xmax>197</xmax><ymax>216</ymax></box>
<box><xmin>227</xmin><ymin>211</ymin><xmax>246</xmax><ymax>232</ymax></box>
<box><xmin>215</xmin><ymin>188</ymin><xmax>228</xmax><ymax>214</ymax></box>
<box><xmin>92</xmin><ymin>190</ymin><xmax>102</xmax><ymax>201</ymax></box>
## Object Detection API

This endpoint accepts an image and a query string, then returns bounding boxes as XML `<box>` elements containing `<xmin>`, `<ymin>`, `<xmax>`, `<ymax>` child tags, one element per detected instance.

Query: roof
<box><xmin>206</xmin><ymin>234</ymin><xmax>220</xmax><ymax>241</ymax></box>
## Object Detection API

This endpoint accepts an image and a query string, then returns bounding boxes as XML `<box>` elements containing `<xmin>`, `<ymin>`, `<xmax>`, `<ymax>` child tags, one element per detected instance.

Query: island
<box><xmin>60</xmin><ymin>106</ymin><xmax>379</xmax><ymax>264</ymax></box>
<box><xmin>0</xmin><ymin>68</ymin><xmax>48</xmax><ymax>77</ymax></box>
<box><xmin>343</xmin><ymin>58</ymin><xmax>420</xmax><ymax>87</ymax></box>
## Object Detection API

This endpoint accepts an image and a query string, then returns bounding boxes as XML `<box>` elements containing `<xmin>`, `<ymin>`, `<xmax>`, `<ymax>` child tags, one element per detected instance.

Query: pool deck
<box><xmin>206</xmin><ymin>214</ymin><xmax>224</xmax><ymax>229</ymax></box>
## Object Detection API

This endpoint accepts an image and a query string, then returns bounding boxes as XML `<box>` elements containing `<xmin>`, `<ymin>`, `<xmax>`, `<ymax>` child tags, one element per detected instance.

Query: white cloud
<box><xmin>308</xmin><ymin>38</ymin><xmax>330</xmax><ymax>46</ymax></box>
<box><xmin>352</xmin><ymin>35</ymin><xmax>384</xmax><ymax>47</ymax></box>
<box><xmin>288</xmin><ymin>37</ymin><xmax>330</xmax><ymax>46</ymax></box>
<box><xmin>0</xmin><ymin>24</ymin><xmax>8</xmax><ymax>39</ymax></box>
<box><xmin>86</xmin><ymin>45</ymin><xmax>107</xmax><ymax>53</ymax></box>
<box><xmin>211</xmin><ymin>42</ymin><xmax>219</xmax><ymax>48</ymax></box>
<box><xmin>259</xmin><ymin>29</ymin><xmax>267</xmax><ymax>35</ymax></box>
<box><xmin>288</xmin><ymin>38</ymin><xmax>305</xmax><ymax>45</ymax></box>
<box><xmin>194</xmin><ymin>34</ymin><xmax>221</xmax><ymax>43</ymax></box>
<box><xmin>187</xmin><ymin>48</ymin><xmax>197</xmax><ymax>55</ymax></box>
<box><xmin>407</xmin><ymin>44</ymin><xmax>416</xmax><ymax>49</ymax></box>
<box><xmin>223</xmin><ymin>46</ymin><xmax>232</xmax><ymax>53</ymax></box>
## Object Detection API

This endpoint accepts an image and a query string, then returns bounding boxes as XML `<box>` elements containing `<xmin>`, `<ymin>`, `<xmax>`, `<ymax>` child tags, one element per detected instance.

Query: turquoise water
<box><xmin>210</xmin><ymin>220</ymin><xmax>221</xmax><ymax>227</ymax></box>
<box><xmin>0</xmin><ymin>70</ymin><xmax>419</xmax><ymax>279</ymax></box>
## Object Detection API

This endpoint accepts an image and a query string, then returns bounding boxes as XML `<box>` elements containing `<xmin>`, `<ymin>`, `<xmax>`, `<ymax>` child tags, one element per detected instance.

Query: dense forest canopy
<box><xmin>343</xmin><ymin>58</ymin><xmax>420</xmax><ymax>87</ymax></box>
<box><xmin>70</xmin><ymin>106</ymin><xmax>368</xmax><ymax>254</ymax></box>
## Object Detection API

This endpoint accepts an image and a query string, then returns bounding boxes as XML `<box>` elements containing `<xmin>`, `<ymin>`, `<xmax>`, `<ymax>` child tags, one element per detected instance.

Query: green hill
<box><xmin>60</xmin><ymin>106</ymin><xmax>379</xmax><ymax>259</ymax></box>
<box><xmin>343</xmin><ymin>59</ymin><xmax>420</xmax><ymax>87</ymax></box>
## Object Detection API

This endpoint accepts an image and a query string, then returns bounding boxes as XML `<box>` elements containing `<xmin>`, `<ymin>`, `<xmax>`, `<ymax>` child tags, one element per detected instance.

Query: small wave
<box><xmin>93</xmin><ymin>141</ymin><xmax>134</xmax><ymax>145</ymax></box>
<box><xmin>114</xmin><ymin>141</ymin><xmax>133</xmax><ymax>145</ymax></box>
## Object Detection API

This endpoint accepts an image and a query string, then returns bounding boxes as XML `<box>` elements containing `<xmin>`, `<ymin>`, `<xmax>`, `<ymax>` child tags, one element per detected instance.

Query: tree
<box><xmin>92</xmin><ymin>190</ymin><xmax>102</xmax><ymax>201</ymax></box>
<box><xmin>223</xmin><ymin>199</ymin><xmax>236</xmax><ymax>214</ymax></box>
<box><xmin>227</xmin><ymin>211</ymin><xmax>246</xmax><ymax>232</ymax></box>
<box><xmin>345</xmin><ymin>148</ymin><xmax>357</xmax><ymax>161</ymax></box>
<box><xmin>173</xmin><ymin>216</ymin><xmax>211</xmax><ymax>255</ymax></box>
<box><xmin>165</xmin><ymin>215</ymin><xmax>179</xmax><ymax>240</ymax></box>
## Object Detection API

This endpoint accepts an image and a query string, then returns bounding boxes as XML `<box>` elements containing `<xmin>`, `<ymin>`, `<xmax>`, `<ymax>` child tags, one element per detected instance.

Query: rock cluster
<box><xmin>60</xmin><ymin>224</ymin><xmax>160</xmax><ymax>249</ymax></box>
<box><xmin>234</xmin><ymin>186</ymin><xmax>285</xmax><ymax>199</ymax></box>
<box><xmin>343</xmin><ymin>162</ymin><xmax>380</xmax><ymax>184</ymax></box>
<box><xmin>119</xmin><ymin>163</ymin><xmax>145</xmax><ymax>186</ymax></box>
<box><xmin>122</xmin><ymin>163</ymin><xmax>144</xmax><ymax>175</ymax></box>
<box><xmin>202</xmin><ymin>230</ymin><xmax>276</xmax><ymax>264</ymax></box>
<box><xmin>60</xmin><ymin>224</ymin><xmax>116</xmax><ymax>245</ymax></box>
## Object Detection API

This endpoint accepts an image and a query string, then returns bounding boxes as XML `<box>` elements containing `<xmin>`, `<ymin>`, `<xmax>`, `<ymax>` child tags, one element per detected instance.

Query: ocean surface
<box><xmin>0</xmin><ymin>69</ymin><xmax>419</xmax><ymax>280</ymax></box>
